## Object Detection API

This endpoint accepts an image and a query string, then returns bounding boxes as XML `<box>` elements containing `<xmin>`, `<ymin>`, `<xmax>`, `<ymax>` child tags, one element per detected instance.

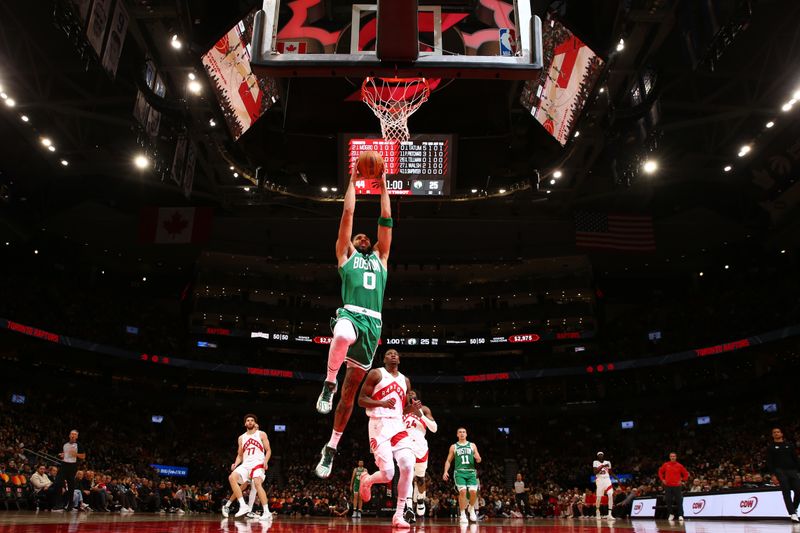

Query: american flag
<box><xmin>574</xmin><ymin>212</ymin><xmax>655</xmax><ymax>252</ymax></box>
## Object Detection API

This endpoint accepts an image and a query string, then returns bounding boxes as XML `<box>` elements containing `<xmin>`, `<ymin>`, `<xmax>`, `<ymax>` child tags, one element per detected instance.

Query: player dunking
<box><xmin>443</xmin><ymin>427</ymin><xmax>482</xmax><ymax>524</ymax></box>
<box><xmin>350</xmin><ymin>460</ymin><xmax>367</xmax><ymax>518</ymax></box>
<box><xmin>356</xmin><ymin>349</ymin><xmax>418</xmax><ymax>529</ymax></box>
<box><xmin>403</xmin><ymin>389</ymin><xmax>437</xmax><ymax>520</ymax></box>
<box><xmin>227</xmin><ymin>415</ymin><xmax>271</xmax><ymax>521</ymax></box>
<box><xmin>593</xmin><ymin>451</ymin><xmax>616</xmax><ymax>520</ymax></box>
<box><xmin>315</xmin><ymin>167</ymin><xmax>393</xmax><ymax>478</ymax></box>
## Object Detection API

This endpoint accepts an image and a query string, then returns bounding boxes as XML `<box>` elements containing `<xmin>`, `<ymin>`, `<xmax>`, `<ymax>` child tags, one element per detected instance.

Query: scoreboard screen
<box><xmin>340</xmin><ymin>134</ymin><xmax>454</xmax><ymax>196</ymax></box>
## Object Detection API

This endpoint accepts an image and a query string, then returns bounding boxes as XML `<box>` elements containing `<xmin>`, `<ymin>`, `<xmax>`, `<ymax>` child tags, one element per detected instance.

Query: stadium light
<box><xmin>134</xmin><ymin>154</ymin><xmax>149</xmax><ymax>169</ymax></box>
<box><xmin>60</xmin><ymin>159</ymin><xmax>68</xmax><ymax>166</ymax></box>
<box><xmin>642</xmin><ymin>159</ymin><xmax>658</xmax><ymax>174</ymax></box>
<box><xmin>471</xmin><ymin>189</ymin><xmax>478</xmax><ymax>193</ymax></box>
<box><xmin>4</xmin><ymin>98</ymin><xmax>15</xmax><ymax>107</ymax></box>
<box><xmin>188</xmin><ymin>73</ymin><xmax>196</xmax><ymax>81</ymax></box>
<box><xmin>499</xmin><ymin>189</ymin><xmax>506</xmax><ymax>194</ymax></box>
<box><xmin>187</xmin><ymin>80</ymin><xmax>202</xmax><ymax>94</ymax></box>
<box><xmin>331</xmin><ymin>187</ymin><xmax>338</xmax><ymax>192</ymax></box>
<box><xmin>723</xmin><ymin>165</ymin><xmax>732</xmax><ymax>172</ymax></box>
<box><xmin>170</xmin><ymin>35</ymin><xmax>182</xmax><ymax>50</ymax></box>
<box><xmin>738</xmin><ymin>145</ymin><xmax>751</xmax><ymax>157</ymax></box>
<box><xmin>20</xmin><ymin>114</ymin><xmax>29</xmax><ymax>122</ymax></box>
<box><xmin>549</xmin><ymin>179</ymin><xmax>556</xmax><ymax>185</ymax></box>
<box><xmin>243</xmin><ymin>186</ymin><xmax>251</xmax><ymax>192</ymax></box>
<box><xmin>781</xmin><ymin>101</ymin><xmax>793</xmax><ymax>112</ymax></box>
<box><xmin>40</xmin><ymin>137</ymin><xmax>52</xmax><ymax>147</ymax></box>
<box><xmin>616</xmin><ymin>39</ymin><xmax>625</xmax><ymax>52</ymax></box>
<box><xmin>553</xmin><ymin>170</ymin><xmax>563</xmax><ymax>178</ymax></box>
<box><xmin>766</xmin><ymin>121</ymin><xmax>774</xmax><ymax>128</ymax></box>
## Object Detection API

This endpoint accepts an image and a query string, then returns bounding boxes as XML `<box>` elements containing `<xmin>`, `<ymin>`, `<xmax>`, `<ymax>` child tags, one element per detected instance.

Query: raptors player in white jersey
<box><xmin>227</xmin><ymin>414</ymin><xmax>271</xmax><ymax>521</ymax></box>
<box><xmin>403</xmin><ymin>389</ymin><xmax>437</xmax><ymax>520</ymax></box>
<box><xmin>356</xmin><ymin>349</ymin><xmax>419</xmax><ymax>529</ymax></box>
<box><xmin>222</xmin><ymin>424</ymin><xmax>266</xmax><ymax>519</ymax></box>
<box><xmin>593</xmin><ymin>451</ymin><xmax>616</xmax><ymax>520</ymax></box>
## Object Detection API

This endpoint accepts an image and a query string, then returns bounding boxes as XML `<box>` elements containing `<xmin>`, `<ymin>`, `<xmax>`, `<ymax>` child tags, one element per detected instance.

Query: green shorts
<box><xmin>454</xmin><ymin>470</ymin><xmax>478</xmax><ymax>491</ymax></box>
<box><xmin>352</xmin><ymin>481</ymin><xmax>360</xmax><ymax>494</ymax></box>
<box><xmin>331</xmin><ymin>308</ymin><xmax>382</xmax><ymax>371</ymax></box>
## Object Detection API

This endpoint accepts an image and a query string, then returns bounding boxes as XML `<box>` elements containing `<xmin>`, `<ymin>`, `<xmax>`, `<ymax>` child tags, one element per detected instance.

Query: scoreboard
<box><xmin>340</xmin><ymin>134</ymin><xmax>454</xmax><ymax>196</ymax></box>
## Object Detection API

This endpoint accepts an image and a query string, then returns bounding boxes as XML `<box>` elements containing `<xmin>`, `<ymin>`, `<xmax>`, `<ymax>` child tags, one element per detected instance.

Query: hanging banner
<box><xmin>183</xmin><ymin>142</ymin><xmax>197</xmax><ymax>198</ymax></box>
<box><xmin>171</xmin><ymin>135</ymin><xmax>188</xmax><ymax>186</ymax></box>
<box><xmin>86</xmin><ymin>0</ymin><xmax>113</xmax><ymax>57</ymax></box>
<box><xmin>101</xmin><ymin>0</ymin><xmax>129</xmax><ymax>78</ymax></box>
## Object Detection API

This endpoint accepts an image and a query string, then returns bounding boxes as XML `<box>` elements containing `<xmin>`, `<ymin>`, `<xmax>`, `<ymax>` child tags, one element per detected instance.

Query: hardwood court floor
<box><xmin>0</xmin><ymin>513</ymin><xmax>795</xmax><ymax>532</ymax></box>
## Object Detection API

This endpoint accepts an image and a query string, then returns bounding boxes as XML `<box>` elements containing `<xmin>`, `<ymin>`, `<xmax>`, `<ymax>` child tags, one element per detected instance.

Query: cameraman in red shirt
<box><xmin>658</xmin><ymin>452</ymin><xmax>689</xmax><ymax>521</ymax></box>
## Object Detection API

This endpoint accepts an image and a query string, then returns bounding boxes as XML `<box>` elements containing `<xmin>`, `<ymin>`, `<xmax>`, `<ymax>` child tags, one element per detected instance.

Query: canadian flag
<box><xmin>138</xmin><ymin>207</ymin><xmax>213</xmax><ymax>244</ymax></box>
<box><xmin>276</xmin><ymin>41</ymin><xmax>307</xmax><ymax>54</ymax></box>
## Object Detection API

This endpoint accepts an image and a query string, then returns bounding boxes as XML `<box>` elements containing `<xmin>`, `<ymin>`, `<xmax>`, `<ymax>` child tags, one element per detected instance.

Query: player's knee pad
<box><xmin>333</xmin><ymin>319</ymin><xmax>357</xmax><ymax>344</ymax></box>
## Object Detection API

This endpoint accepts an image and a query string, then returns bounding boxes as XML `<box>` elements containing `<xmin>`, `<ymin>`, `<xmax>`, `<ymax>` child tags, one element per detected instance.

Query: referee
<box><xmin>54</xmin><ymin>430</ymin><xmax>85</xmax><ymax>511</ymax></box>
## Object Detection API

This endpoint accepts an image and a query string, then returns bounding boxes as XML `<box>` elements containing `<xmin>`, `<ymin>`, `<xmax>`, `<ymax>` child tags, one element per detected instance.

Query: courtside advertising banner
<box><xmin>201</xmin><ymin>10</ymin><xmax>279</xmax><ymax>140</ymax></box>
<box><xmin>684</xmin><ymin>490</ymin><xmax>794</xmax><ymax>518</ymax></box>
<box><xmin>630</xmin><ymin>498</ymin><xmax>657</xmax><ymax>518</ymax></box>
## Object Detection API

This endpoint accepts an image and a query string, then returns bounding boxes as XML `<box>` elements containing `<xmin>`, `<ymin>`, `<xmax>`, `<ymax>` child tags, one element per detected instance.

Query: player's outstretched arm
<box><xmin>420</xmin><ymin>406</ymin><xmax>438</xmax><ymax>433</ymax></box>
<box><xmin>336</xmin><ymin>171</ymin><xmax>357</xmax><ymax>266</ymax></box>
<box><xmin>373</xmin><ymin>172</ymin><xmax>392</xmax><ymax>267</ymax></box>
<box><xmin>472</xmin><ymin>443</ymin><xmax>482</xmax><ymax>463</ymax></box>
<box><xmin>443</xmin><ymin>445</ymin><xmax>455</xmax><ymax>481</ymax></box>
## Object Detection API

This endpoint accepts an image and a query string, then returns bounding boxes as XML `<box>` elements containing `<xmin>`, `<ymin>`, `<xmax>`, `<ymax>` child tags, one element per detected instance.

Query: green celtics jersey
<box><xmin>339</xmin><ymin>251</ymin><xmax>387</xmax><ymax>313</ymax></box>
<box><xmin>454</xmin><ymin>441</ymin><xmax>476</xmax><ymax>471</ymax></box>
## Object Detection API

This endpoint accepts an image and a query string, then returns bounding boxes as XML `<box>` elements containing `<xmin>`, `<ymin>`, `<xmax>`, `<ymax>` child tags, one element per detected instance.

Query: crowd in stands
<box><xmin>1</xmin><ymin>372</ymin><xmax>797</xmax><ymax>520</ymax></box>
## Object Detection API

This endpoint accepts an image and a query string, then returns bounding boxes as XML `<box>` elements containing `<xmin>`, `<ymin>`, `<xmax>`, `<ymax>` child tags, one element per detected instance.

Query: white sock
<box><xmin>326</xmin><ymin>321</ymin><xmax>356</xmax><ymax>382</ymax></box>
<box><xmin>237</xmin><ymin>497</ymin><xmax>246</xmax><ymax>507</ymax></box>
<box><xmin>224</xmin><ymin>500</ymin><xmax>231</xmax><ymax>508</ymax></box>
<box><xmin>328</xmin><ymin>430</ymin><xmax>343</xmax><ymax>449</ymax></box>
<box><xmin>419</xmin><ymin>490</ymin><xmax>426</xmax><ymax>501</ymax></box>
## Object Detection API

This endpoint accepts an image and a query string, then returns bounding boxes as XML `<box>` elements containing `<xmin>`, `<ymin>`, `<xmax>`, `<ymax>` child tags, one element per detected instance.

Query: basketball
<box><xmin>357</xmin><ymin>150</ymin><xmax>384</xmax><ymax>180</ymax></box>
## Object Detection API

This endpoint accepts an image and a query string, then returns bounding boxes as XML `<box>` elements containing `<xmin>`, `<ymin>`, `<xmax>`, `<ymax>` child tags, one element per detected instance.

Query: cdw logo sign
<box><xmin>739</xmin><ymin>496</ymin><xmax>758</xmax><ymax>514</ymax></box>
<box><xmin>691</xmin><ymin>499</ymin><xmax>706</xmax><ymax>514</ymax></box>
<box><xmin>632</xmin><ymin>503</ymin><xmax>643</xmax><ymax>514</ymax></box>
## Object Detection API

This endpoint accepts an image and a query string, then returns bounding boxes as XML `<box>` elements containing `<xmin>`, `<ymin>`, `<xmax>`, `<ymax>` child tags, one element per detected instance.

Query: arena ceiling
<box><xmin>0</xmin><ymin>0</ymin><xmax>798</xmax><ymax>262</ymax></box>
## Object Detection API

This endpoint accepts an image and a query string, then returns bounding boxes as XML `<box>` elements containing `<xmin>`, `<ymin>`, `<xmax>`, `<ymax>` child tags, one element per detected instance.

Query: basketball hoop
<box><xmin>361</xmin><ymin>77</ymin><xmax>430</xmax><ymax>142</ymax></box>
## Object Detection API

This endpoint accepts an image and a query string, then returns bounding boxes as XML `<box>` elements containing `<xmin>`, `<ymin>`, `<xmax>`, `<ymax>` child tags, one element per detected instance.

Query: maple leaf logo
<box><xmin>162</xmin><ymin>211</ymin><xmax>188</xmax><ymax>238</ymax></box>
<box><xmin>286</xmin><ymin>43</ymin><xmax>297</xmax><ymax>52</ymax></box>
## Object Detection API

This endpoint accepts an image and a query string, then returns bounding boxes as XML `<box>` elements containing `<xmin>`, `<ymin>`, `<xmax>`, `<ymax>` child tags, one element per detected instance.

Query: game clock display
<box><xmin>341</xmin><ymin>134</ymin><xmax>454</xmax><ymax>196</ymax></box>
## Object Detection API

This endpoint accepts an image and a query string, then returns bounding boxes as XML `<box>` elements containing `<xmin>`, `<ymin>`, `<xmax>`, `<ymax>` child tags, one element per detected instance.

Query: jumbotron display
<box><xmin>340</xmin><ymin>134</ymin><xmax>454</xmax><ymax>196</ymax></box>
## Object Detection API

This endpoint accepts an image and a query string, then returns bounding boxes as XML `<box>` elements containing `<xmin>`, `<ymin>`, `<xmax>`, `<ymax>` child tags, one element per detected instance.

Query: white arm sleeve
<box><xmin>421</xmin><ymin>414</ymin><xmax>438</xmax><ymax>433</ymax></box>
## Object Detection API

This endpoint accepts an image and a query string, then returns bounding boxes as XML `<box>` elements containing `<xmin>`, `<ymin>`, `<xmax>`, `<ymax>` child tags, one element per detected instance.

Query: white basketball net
<box><xmin>361</xmin><ymin>77</ymin><xmax>431</xmax><ymax>142</ymax></box>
